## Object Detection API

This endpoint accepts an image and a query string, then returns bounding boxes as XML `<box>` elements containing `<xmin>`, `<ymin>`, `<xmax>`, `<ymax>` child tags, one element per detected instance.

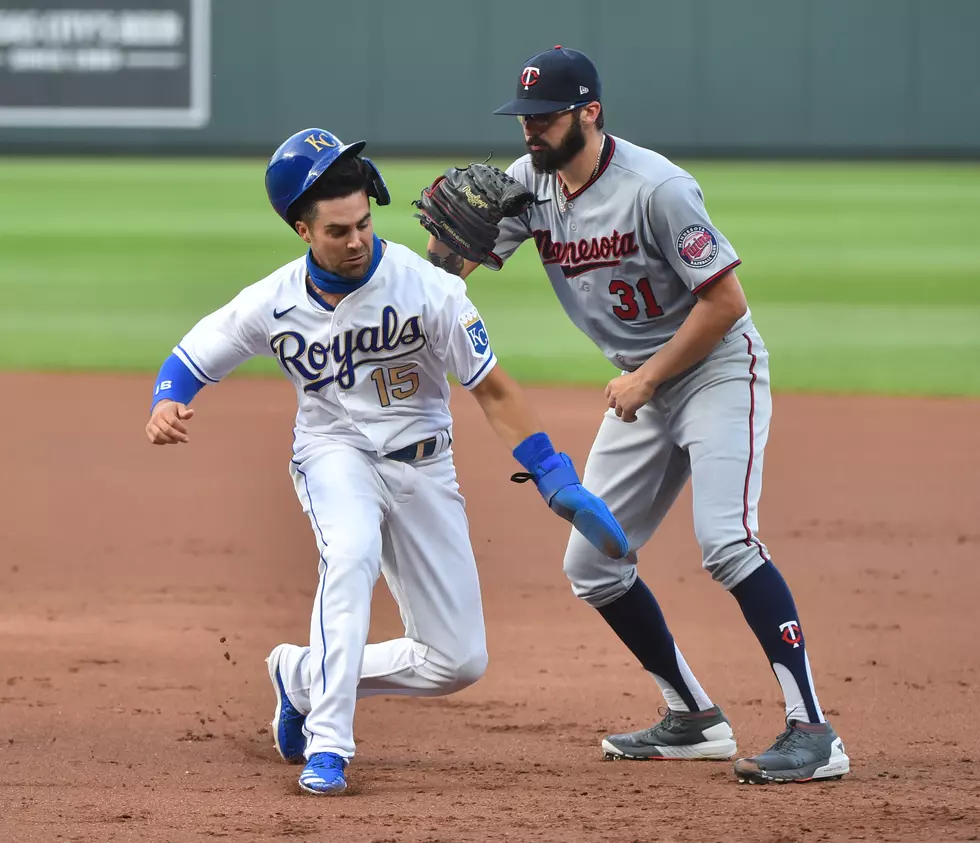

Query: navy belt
<box><xmin>385</xmin><ymin>432</ymin><xmax>452</xmax><ymax>463</ymax></box>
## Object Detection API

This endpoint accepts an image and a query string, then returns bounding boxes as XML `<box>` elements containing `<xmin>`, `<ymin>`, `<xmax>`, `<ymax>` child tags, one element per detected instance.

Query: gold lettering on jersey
<box><xmin>533</xmin><ymin>228</ymin><xmax>639</xmax><ymax>278</ymax></box>
<box><xmin>303</xmin><ymin>132</ymin><xmax>338</xmax><ymax>153</ymax></box>
<box><xmin>270</xmin><ymin>306</ymin><xmax>425</xmax><ymax>394</ymax></box>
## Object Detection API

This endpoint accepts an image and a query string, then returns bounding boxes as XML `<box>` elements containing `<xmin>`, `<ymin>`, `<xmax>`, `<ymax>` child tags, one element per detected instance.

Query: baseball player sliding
<box><xmin>144</xmin><ymin>128</ymin><xmax>627</xmax><ymax>795</ymax></box>
<box><xmin>415</xmin><ymin>46</ymin><xmax>849</xmax><ymax>784</ymax></box>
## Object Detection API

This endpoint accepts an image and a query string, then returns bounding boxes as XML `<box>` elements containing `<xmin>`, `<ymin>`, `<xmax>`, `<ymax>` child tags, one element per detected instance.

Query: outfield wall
<box><xmin>0</xmin><ymin>0</ymin><xmax>977</xmax><ymax>158</ymax></box>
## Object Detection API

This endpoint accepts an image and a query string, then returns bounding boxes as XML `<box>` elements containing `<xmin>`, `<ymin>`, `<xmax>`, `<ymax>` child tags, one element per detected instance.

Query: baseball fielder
<box><xmin>415</xmin><ymin>46</ymin><xmax>849</xmax><ymax>784</ymax></box>
<box><xmin>144</xmin><ymin>128</ymin><xmax>627</xmax><ymax>795</ymax></box>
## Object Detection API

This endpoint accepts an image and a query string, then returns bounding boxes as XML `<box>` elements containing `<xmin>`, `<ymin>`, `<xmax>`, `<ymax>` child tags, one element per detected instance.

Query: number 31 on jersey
<box><xmin>609</xmin><ymin>278</ymin><xmax>663</xmax><ymax>321</ymax></box>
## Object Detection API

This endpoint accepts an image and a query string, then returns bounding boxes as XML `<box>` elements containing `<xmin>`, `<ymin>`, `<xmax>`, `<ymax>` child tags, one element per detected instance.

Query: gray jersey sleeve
<box><xmin>486</xmin><ymin>160</ymin><xmax>533</xmax><ymax>270</ymax></box>
<box><xmin>646</xmin><ymin>176</ymin><xmax>741</xmax><ymax>294</ymax></box>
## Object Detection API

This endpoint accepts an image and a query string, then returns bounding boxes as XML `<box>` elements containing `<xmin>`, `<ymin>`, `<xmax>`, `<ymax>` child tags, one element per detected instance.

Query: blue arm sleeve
<box><xmin>150</xmin><ymin>353</ymin><xmax>206</xmax><ymax>412</ymax></box>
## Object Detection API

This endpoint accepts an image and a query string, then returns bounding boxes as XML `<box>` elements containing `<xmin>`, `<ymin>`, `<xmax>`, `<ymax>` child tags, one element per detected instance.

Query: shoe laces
<box><xmin>642</xmin><ymin>707</ymin><xmax>686</xmax><ymax>736</ymax></box>
<box><xmin>769</xmin><ymin>719</ymin><xmax>815</xmax><ymax>752</ymax></box>
<box><xmin>309</xmin><ymin>752</ymin><xmax>345</xmax><ymax>772</ymax></box>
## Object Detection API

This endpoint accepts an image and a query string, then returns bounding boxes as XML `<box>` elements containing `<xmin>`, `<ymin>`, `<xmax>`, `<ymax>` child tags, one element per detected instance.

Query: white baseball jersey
<box><xmin>173</xmin><ymin>241</ymin><xmax>496</xmax><ymax>455</ymax></box>
<box><xmin>490</xmin><ymin>135</ymin><xmax>749</xmax><ymax>371</ymax></box>
<box><xmin>169</xmin><ymin>238</ymin><xmax>497</xmax><ymax>761</ymax></box>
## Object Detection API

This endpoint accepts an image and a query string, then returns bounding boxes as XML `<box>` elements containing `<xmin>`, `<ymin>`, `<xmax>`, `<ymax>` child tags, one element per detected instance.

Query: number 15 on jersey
<box><xmin>371</xmin><ymin>364</ymin><xmax>420</xmax><ymax>407</ymax></box>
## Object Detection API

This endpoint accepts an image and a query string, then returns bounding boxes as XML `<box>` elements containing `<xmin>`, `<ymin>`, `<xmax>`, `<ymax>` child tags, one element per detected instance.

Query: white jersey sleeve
<box><xmin>173</xmin><ymin>284</ymin><xmax>273</xmax><ymax>384</ymax></box>
<box><xmin>426</xmin><ymin>272</ymin><xmax>497</xmax><ymax>390</ymax></box>
<box><xmin>645</xmin><ymin>175</ymin><xmax>742</xmax><ymax>294</ymax></box>
<box><xmin>487</xmin><ymin>158</ymin><xmax>534</xmax><ymax>269</ymax></box>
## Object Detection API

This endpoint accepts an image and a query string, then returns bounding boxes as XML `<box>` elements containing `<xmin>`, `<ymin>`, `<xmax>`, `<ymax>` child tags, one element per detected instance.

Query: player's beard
<box><xmin>527</xmin><ymin>114</ymin><xmax>587</xmax><ymax>174</ymax></box>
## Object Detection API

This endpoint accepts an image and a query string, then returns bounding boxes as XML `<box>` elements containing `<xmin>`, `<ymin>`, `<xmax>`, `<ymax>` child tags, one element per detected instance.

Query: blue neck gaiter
<box><xmin>306</xmin><ymin>234</ymin><xmax>383</xmax><ymax>294</ymax></box>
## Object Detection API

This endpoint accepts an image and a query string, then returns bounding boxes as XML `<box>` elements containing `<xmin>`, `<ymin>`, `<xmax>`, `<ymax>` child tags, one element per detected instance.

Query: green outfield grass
<box><xmin>1</xmin><ymin>157</ymin><xmax>978</xmax><ymax>395</ymax></box>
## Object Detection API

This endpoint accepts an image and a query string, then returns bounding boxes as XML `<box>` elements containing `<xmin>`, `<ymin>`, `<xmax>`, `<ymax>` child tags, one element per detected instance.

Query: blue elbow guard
<box><xmin>151</xmin><ymin>353</ymin><xmax>206</xmax><ymax>412</ymax></box>
<box><xmin>510</xmin><ymin>433</ymin><xmax>629</xmax><ymax>560</ymax></box>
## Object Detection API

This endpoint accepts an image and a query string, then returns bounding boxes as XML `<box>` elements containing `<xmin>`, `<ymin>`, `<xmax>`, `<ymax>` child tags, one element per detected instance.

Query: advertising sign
<box><xmin>0</xmin><ymin>0</ymin><xmax>210</xmax><ymax>127</ymax></box>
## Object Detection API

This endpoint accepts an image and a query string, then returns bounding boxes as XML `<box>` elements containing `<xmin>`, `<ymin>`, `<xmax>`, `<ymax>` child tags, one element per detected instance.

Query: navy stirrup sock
<box><xmin>730</xmin><ymin>561</ymin><xmax>824</xmax><ymax>723</ymax></box>
<box><xmin>597</xmin><ymin>577</ymin><xmax>710</xmax><ymax>712</ymax></box>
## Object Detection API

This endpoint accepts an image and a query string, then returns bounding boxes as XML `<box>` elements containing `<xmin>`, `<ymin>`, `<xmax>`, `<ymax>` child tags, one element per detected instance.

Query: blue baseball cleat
<box><xmin>298</xmin><ymin>752</ymin><xmax>348</xmax><ymax>795</ymax></box>
<box><xmin>266</xmin><ymin>644</ymin><xmax>307</xmax><ymax>764</ymax></box>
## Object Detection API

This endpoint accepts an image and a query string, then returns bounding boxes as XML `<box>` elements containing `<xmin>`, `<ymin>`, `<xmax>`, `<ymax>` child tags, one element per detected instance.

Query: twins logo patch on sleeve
<box><xmin>461</xmin><ymin>308</ymin><xmax>490</xmax><ymax>355</ymax></box>
<box><xmin>677</xmin><ymin>225</ymin><xmax>719</xmax><ymax>268</ymax></box>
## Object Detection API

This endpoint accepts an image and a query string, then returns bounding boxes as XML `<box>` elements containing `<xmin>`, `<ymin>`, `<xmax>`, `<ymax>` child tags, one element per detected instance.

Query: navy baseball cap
<box><xmin>493</xmin><ymin>45</ymin><xmax>601</xmax><ymax>116</ymax></box>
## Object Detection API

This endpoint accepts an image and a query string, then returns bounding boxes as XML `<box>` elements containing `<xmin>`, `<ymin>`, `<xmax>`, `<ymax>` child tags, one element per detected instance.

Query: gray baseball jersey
<box><xmin>489</xmin><ymin>135</ymin><xmax>748</xmax><ymax>371</ymax></box>
<box><xmin>490</xmin><ymin>130</ymin><xmax>771</xmax><ymax>608</ymax></box>
<box><xmin>482</xmin><ymin>124</ymin><xmax>829</xmax><ymax>739</ymax></box>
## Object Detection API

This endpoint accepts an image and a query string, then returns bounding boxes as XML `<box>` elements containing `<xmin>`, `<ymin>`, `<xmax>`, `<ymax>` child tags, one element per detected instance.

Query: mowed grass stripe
<box><xmin>1</xmin><ymin>158</ymin><xmax>977</xmax><ymax>395</ymax></box>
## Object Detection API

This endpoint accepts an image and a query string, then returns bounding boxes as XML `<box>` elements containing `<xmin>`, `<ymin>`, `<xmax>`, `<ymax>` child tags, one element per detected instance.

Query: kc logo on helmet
<box><xmin>521</xmin><ymin>66</ymin><xmax>540</xmax><ymax>89</ymax></box>
<box><xmin>779</xmin><ymin>621</ymin><xmax>803</xmax><ymax>648</ymax></box>
<box><xmin>304</xmin><ymin>133</ymin><xmax>337</xmax><ymax>153</ymax></box>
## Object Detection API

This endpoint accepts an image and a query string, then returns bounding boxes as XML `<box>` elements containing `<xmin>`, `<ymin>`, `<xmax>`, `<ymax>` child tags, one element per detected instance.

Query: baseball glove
<box><xmin>412</xmin><ymin>162</ymin><xmax>535</xmax><ymax>266</ymax></box>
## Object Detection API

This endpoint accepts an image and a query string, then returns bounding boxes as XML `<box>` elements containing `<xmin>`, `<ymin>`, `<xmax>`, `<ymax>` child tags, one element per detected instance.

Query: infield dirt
<box><xmin>1</xmin><ymin>373</ymin><xmax>978</xmax><ymax>842</ymax></box>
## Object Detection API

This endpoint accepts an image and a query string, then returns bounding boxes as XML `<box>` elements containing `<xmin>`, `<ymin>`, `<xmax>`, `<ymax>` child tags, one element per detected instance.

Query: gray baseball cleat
<box><xmin>734</xmin><ymin>719</ymin><xmax>850</xmax><ymax>784</ymax></box>
<box><xmin>602</xmin><ymin>706</ymin><xmax>737</xmax><ymax>760</ymax></box>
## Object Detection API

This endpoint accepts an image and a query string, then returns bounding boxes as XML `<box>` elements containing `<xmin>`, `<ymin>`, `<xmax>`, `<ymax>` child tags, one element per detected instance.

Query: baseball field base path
<box><xmin>1</xmin><ymin>373</ymin><xmax>978</xmax><ymax>842</ymax></box>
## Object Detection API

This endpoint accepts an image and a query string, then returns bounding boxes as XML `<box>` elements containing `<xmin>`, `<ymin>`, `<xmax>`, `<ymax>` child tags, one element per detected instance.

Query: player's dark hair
<box><xmin>288</xmin><ymin>155</ymin><xmax>371</xmax><ymax>228</ymax></box>
<box><xmin>594</xmin><ymin>104</ymin><xmax>605</xmax><ymax>131</ymax></box>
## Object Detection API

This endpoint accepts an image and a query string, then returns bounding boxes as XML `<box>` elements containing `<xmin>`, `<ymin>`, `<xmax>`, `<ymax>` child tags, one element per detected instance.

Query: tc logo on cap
<box><xmin>520</xmin><ymin>66</ymin><xmax>540</xmax><ymax>89</ymax></box>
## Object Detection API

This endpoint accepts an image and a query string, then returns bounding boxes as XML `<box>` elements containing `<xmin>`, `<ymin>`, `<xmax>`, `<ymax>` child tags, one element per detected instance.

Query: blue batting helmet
<box><xmin>264</xmin><ymin>128</ymin><xmax>390</xmax><ymax>226</ymax></box>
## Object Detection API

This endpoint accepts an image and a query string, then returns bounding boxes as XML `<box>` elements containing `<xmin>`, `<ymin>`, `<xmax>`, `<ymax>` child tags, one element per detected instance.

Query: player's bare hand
<box><xmin>604</xmin><ymin>371</ymin><xmax>656</xmax><ymax>423</ymax></box>
<box><xmin>146</xmin><ymin>400</ymin><xmax>195</xmax><ymax>445</ymax></box>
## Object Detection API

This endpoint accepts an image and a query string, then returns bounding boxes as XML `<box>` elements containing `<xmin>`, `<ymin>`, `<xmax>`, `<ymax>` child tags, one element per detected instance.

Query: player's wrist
<box><xmin>636</xmin><ymin>360</ymin><xmax>663</xmax><ymax>390</ymax></box>
<box><xmin>149</xmin><ymin>397</ymin><xmax>177</xmax><ymax>417</ymax></box>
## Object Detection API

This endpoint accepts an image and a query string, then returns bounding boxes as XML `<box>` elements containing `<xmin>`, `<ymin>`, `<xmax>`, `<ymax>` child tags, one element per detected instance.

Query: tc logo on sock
<box><xmin>779</xmin><ymin>620</ymin><xmax>802</xmax><ymax>648</ymax></box>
